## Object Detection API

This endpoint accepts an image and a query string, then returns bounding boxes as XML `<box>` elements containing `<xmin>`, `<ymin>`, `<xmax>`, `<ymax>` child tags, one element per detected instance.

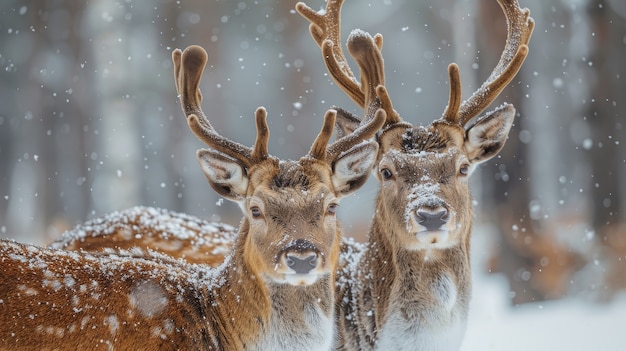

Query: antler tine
<box><xmin>441</xmin><ymin>63</ymin><xmax>462</xmax><ymax>125</ymax></box>
<box><xmin>346</xmin><ymin>30</ymin><xmax>401</xmax><ymax>126</ymax></box>
<box><xmin>454</xmin><ymin>0</ymin><xmax>534</xmax><ymax>126</ymax></box>
<box><xmin>173</xmin><ymin>45</ymin><xmax>258</xmax><ymax>167</ymax></box>
<box><xmin>326</xmin><ymin>108</ymin><xmax>386</xmax><ymax>162</ymax></box>
<box><xmin>298</xmin><ymin>1</ymin><xmax>398</xmax><ymax>128</ymax></box>
<box><xmin>309</xmin><ymin>109</ymin><xmax>337</xmax><ymax>160</ymax></box>
<box><xmin>251</xmin><ymin>107</ymin><xmax>270</xmax><ymax>162</ymax></box>
<box><xmin>296</xmin><ymin>1</ymin><xmax>364</xmax><ymax>107</ymax></box>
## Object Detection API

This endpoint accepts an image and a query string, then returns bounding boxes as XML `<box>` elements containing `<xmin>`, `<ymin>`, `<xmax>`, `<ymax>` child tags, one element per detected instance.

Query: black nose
<box><xmin>416</xmin><ymin>209</ymin><xmax>449</xmax><ymax>231</ymax></box>
<box><xmin>286</xmin><ymin>253</ymin><xmax>319</xmax><ymax>274</ymax></box>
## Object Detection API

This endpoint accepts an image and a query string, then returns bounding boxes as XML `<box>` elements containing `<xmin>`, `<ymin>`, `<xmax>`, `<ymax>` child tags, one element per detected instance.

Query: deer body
<box><xmin>2</xmin><ymin>154</ymin><xmax>346</xmax><ymax>350</ymax></box>
<box><xmin>0</xmin><ymin>45</ymin><xmax>384</xmax><ymax>350</ymax></box>
<box><xmin>337</xmin><ymin>125</ymin><xmax>486</xmax><ymax>350</ymax></box>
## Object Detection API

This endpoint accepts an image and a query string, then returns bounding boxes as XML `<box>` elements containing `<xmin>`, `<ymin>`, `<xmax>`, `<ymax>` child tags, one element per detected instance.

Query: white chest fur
<box><xmin>375</xmin><ymin>272</ymin><xmax>467</xmax><ymax>351</ymax></box>
<box><xmin>252</xmin><ymin>303</ymin><xmax>334</xmax><ymax>351</ymax></box>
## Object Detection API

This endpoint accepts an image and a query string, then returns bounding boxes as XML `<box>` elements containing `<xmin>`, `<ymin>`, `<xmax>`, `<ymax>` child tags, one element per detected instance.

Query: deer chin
<box><xmin>392</xmin><ymin>230</ymin><xmax>456</xmax><ymax>252</ymax></box>
<box><xmin>283</xmin><ymin>273</ymin><xmax>324</xmax><ymax>286</ymax></box>
<box><xmin>269</xmin><ymin>265</ymin><xmax>329</xmax><ymax>286</ymax></box>
<box><xmin>412</xmin><ymin>230</ymin><xmax>456</xmax><ymax>249</ymax></box>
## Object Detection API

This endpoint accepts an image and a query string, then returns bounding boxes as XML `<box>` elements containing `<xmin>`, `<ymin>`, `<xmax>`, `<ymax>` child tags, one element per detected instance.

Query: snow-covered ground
<box><xmin>462</xmin><ymin>273</ymin><xmax>626</xmax><ymax>350</ymax></box>
<box><xmin>462</xmin><ymin>231</ymin><xmax>626</xmax><ymax>351</ymax></box>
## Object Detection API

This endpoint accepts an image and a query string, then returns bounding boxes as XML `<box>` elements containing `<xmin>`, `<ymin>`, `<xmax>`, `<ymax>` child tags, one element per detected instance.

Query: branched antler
<box><xmin>296</xmin><ymin>1</ymin><xmax>398</xmax><ymax>126</ymax></box>
<box><xmin>173</xmin><ymin>46</ymin><xmax>266</xmax><ymax>168</ymax></box>
<box><xmin>299</xmin><ymin>0</ymin><xmax>533</xmax><ymax>130</ymax></box>
<box><xmin>444</xmin><ymin>0</ymin><xmax>535</xmax><ymax>126</ymax></box>
<box><xmin>173</xmin><ymin>44</ymin><xmax>384</xmax><ymax>168</ymax></box>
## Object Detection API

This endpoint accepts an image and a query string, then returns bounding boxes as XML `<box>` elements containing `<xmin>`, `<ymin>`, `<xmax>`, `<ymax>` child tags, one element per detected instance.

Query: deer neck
<box><xmin>257</xmin><ymin>279</ymin><xmax>334</xmax><ymax>351</ymax></box>
<box><xmin>208</xmin><ymin>223</ymin><xmax>335</xmax><ymax>351</ymax></box>
<box><xmin>190</xmin><ymin>224</ymin><xmax>271</xmax><ymax>350</ymax></box>
<box><xmin>358</xmin><ymin>202</ymin><xmax>472</xmax><ymax>350</ymax></box>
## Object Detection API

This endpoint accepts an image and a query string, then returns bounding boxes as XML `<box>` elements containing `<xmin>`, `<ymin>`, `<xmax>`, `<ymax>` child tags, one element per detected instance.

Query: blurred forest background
<box><xmin>0</xmin><ymin>0</ymin><xmax>624</xmax><ymax>306</ymax></box>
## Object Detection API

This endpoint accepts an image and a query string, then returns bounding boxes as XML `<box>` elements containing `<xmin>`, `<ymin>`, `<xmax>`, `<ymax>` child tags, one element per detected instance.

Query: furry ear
<box><xmin>331</xmin><ymin>141</ymin><xmax>378</xmax><ymax>196</ymax></box>
<box><xmin>465</xmin><ymin>104</ymin><xmax>515</xmax><ymax>164</ymax></box>
<box><xmin>196</xmin><ymin>149</ymin><xmax>248</xmax><ymax>201</ymax></box>
<box><xmin>333</xmin><ymin>107</ymin><xmax>362</xmax><ymax>139</ymax></box>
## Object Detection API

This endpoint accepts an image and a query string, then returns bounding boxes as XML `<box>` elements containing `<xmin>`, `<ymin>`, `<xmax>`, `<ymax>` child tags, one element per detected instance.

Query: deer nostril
<box><xmin>285</xmin><ymin>253</ymin><xmax>319</xmax><ymax>274</ymax></box>
<box><xmin>441</xmin><ymin>209</ymin><xmax>450</xmax><ymax>222</ymax></box>
<box><xmin>416</xmin><ymin>209</ymin><xmax>449</xmax><ymax>231</ymax></box>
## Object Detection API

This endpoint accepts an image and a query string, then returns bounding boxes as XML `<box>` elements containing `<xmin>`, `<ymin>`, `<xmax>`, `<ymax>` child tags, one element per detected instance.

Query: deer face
<box><xmin>377</xmin><ymin>123</ymin><xmax>471</xmax><ymax>250</ymax></box>
<box><xmin>241</xmin><ymin>159</ymin><xmax>341</xmax><ymax>286</ymax></box>
<box><xmin>374</xmin><ymin>105</ymin><xmax>515</xmax><ymax>251</ymax></box>
<box><xmin>198</xmin><ymin>149</ymin><xmax>376</xmax><ymax>286</ymax></box>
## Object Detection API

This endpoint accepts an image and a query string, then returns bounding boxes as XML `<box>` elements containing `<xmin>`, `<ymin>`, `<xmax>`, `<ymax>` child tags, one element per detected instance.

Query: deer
<box><xmin>296</xmin><ymin>0</ymin><xmax>534</xmax><ymax>349</ymax></box>
<box><xmin>49</xmin><ymin>205</ymin><xmax>236</xmax><ymax>266</ymax></box>
<box><xmin>0</xmin><ymin>44</ymin><xmax>386</xmax><ymax>350</ymax></box>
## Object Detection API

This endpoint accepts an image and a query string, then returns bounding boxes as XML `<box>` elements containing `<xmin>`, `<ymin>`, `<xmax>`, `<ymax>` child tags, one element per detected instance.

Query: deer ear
<box><xmin>331</xmin><ymin>141</ymin><xmax>378</xmax><ymax>196</ymax></box>
<box><xmin>196</xmin><ymin>149</ymin><xmax>248</xmax><ymax>201</ymax></box>
<box><xmin>465</xmin><ymin>104</ymin><xmax>515</xmax><ymax>164</ymax></box>
<box><xmin>333</xmin><ymin>107</ymin><xmax>362</xmax><ymax>139</ymax></box>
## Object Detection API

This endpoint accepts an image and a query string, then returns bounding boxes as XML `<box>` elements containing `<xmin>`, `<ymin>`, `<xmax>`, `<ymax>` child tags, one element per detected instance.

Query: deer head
<box><xmin>172</xmin><ymin>45</ymin><xmax>385</xmax><ymax>286</ymax></box>
<box><xmin>297</xmin><ymin>0</ymin><xmax>534</xmax><ymax>252</ymax></box>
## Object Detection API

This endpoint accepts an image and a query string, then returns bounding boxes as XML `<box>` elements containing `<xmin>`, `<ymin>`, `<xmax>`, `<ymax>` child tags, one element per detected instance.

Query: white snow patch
<box><xmin>462</xmin><ymin>227</ymin><xmax>626</xmax><ymax>350</ymax></box>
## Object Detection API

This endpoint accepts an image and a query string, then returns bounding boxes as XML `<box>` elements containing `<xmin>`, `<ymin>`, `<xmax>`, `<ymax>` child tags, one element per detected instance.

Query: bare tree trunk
<box><xmin>476</xmin><ymin>0</ymin><xmax>544</xmax><ymax>304</ymax></box>
<box><xmin>87</xmin><ymin>0</ymin><xmax>142</xmax><ymax>215</ymax></box>
<box><xmin>585</xmin><ymin>0</ymin><xmax>624</xmax><ymax>230</ymax></box>
<box><xmin>584</xmin><ymin>0</ymin><xmax>626</xmax><ymax>300</ymax></box>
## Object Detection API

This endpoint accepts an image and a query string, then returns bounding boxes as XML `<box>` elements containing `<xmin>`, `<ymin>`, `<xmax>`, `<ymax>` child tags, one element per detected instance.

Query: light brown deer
<box><xmin>0</xmin><ymin>44</ymin><xmax>385</xmax><ymax>350</ymax></box>
<box><xmin>297</xmin><ymin>0</ymin><xmax>533</xmax><ymax>349</ymax></box>
<box><xmin>49</xmin><ymin>205</ymin><xmax>236</xmax><ymax>266</ymax></box>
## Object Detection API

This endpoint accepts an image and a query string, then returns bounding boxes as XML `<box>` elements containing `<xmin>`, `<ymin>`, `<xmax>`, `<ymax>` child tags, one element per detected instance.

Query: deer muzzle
<box><xmin>277</xmin><ymin>239</ymin><xmax>324</xmax><ymax>286</ymax></box>
<box><xmin>407</xmin><ymin>202</ymin><xmax>455</xmax><ymax>247</ymax></box>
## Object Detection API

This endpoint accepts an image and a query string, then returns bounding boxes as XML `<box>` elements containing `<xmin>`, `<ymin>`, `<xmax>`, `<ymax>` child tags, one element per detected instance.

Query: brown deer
<box><xmin>0</xmin><ymin>44</ymin><xmax>385</xmax><ymax>350</ymax></box>
<box><xmin>49</xmin><ymin>205</ymin><xmax>236</xmax><ymax>266</ymax></box>
<box><xmin>297</xmin><ymin>0</ymin><xmax>533</xmax><ymax>349</ymax></box>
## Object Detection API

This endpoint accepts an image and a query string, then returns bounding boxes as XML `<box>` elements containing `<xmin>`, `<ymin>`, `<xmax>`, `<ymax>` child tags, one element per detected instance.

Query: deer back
<box><xmin>49</xmin><ymin>206</ymin><xmax>236</xmax><ymax>266</ymax></box>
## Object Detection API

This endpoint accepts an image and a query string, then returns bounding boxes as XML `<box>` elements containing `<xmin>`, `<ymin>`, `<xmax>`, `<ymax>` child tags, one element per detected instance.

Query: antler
<box><xmin>173</xmin><ymin>45</ymin><xmax>268</xmax><ymax>168</ymax></box>
<box><xmin>296</xmin><ymin>0</ymin><xmax>361</xmax><ymax>106</ymax></box>
<box><xmin>173</xmin><ymin>45</ymin><xmax>384</xmax><ymax>168</ymax></box>
<box><xmin>296</xmin><ymin>1</ymin><xmax>399</xmax><ymax>126</ymax></box>
<box><xmin>443</xmin><ymin>0</ymin><xmax>534</xmax><ymax>126</ymax></box>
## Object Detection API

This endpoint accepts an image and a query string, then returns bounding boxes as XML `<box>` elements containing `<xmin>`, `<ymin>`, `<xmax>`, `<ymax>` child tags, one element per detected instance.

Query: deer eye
<box><xmin>380</xmin><ymin>168</ymin><xmax>393</xmax><ymax>180</ymax></box>
<box><xmin>327</xmin><ymin>204</ymin><xmax>338</xmax><ymax>215</ymax></box>
<box><xmin>459</xmin><ymin>164</ymin><xmax>470</xmax><ymax>176</ymax></box>
<box><xmin>250</xmin><ymin>206</ymin><xmax>262</xmax><ymax>218</ymax></box>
